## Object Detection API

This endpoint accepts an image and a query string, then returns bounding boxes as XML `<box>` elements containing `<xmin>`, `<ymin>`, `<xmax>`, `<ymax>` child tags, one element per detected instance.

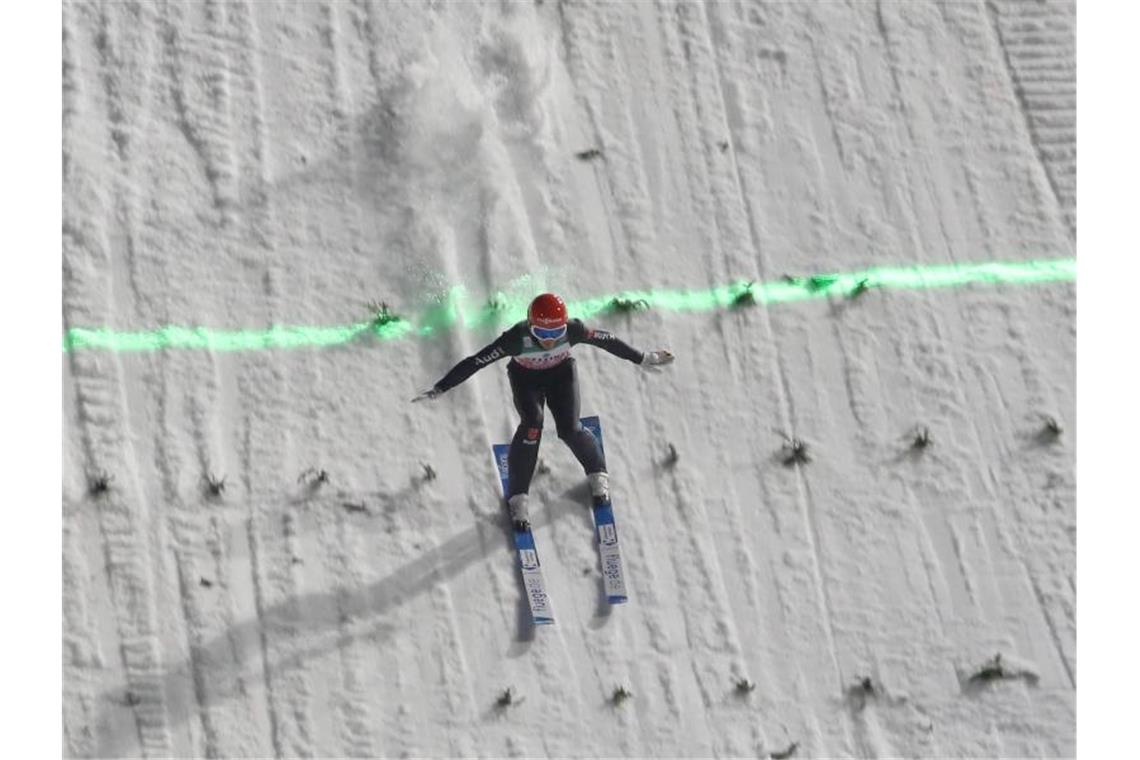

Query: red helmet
<box><xmin>528</xmin><ymin>293</ymin><xmax>568</xmax><ymax>328</ymax></box>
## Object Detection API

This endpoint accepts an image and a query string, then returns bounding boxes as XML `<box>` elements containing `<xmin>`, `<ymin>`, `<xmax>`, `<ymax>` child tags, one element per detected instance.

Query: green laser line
<box><xmin>62</xmin><ymin>257</ymin><xmax>1074</xmax><ymax>353</ymax></box>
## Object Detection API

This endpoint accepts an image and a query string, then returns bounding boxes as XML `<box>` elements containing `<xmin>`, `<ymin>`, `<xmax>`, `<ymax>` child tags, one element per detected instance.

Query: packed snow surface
<box><xmin>63</xmin><ymin>0</ymin><xmax>1075</xmax><ymax>757</ymax></box>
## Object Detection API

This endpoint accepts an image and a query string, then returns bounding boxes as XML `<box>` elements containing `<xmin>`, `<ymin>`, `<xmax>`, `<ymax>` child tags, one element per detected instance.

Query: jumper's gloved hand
<box><xmin>411</xmin><ymin>386</ymin><xmax>441</xmax><ymax>403</ymax></box>
<box><xmin>641</xmin><ymin>350</ymin><xmax>675</xmax><ymax>369</ymax></box>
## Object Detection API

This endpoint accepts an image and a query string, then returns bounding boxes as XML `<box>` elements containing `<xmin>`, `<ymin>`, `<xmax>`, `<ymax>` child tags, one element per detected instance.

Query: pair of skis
<box><xmin>492</xmin><ymin>415</ymin><xmax>627</xmax><ymax>626</ymax></box>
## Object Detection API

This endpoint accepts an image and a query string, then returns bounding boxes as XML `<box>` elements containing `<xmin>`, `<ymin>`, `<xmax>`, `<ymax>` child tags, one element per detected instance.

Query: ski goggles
<box><xmin>530</xmin><ymin>324</ymin><xmax>567</xmax><ymax>342</ymax></box>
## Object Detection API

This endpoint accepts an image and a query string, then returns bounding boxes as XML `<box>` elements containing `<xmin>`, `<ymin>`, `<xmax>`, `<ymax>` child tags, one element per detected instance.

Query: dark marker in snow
<box><xmin>970</xmin><ymin>653</ymin><xmax>1009</xmax><ymax>683</ymax></box>
<box><xmin>846</xmin><ymin>676</ymin><xmax>878</xmax><ymax>711</ymax></box>
<box><xmin>299</xmin><ymin>467</ymin><xmax>330</xmax><ymax>488</ymax></box>
<box><xmin>495</xmin><ymin>687</ymin><xmax>523</xmax><ymax>709</ymax></box>
<box><xmin>608</xmin><ymin>296</ymin><xmax>650</xmax><ymax>314</ymax></box>
<box><xmin>850</xmin><ymin>278</ymin><xmax>872</xmax><ymax>298</ymax></box>
<box><xmin>87</xmin><ymin>471</ymin><xmax>113</xmax><ymax>497</ymax></box>
<box><xmin>780</xmin><ymin>434</ymin><xmax>811</xmax><ymax>466</ymax></box>
<box><xmin>807</xmin><ymin>274</ymin><xmax>839</xmax><ymax>292</ymax></box>
<box><xmin>966</xmin><ymin>652</ymin><xmax>1040</xmax><ymax>687</ymax></box>
<box><xmin>204</xmin><ymin>473</ymin><xmax>226</xmax><ymax>498</ymax></box>
<box><xmin>366</xmin><ymin>300</ymin><xmax>400</xmax><ymax>329</ymax></box>
<box><xmin>732</xmin><ymin>282</ymin><xmax>758</xmax><ymax>308</ymax></box>
<box><xmin>771</xmin><ymin>741</ymin><xmax>799</xmax><ymax>759</ymax></box>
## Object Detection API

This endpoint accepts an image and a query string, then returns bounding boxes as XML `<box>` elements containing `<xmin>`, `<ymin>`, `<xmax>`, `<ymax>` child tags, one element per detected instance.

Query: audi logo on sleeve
<box><xmin>475</xmin><ymin>347</ymin><xmax>504</xmax><ymax>365</ymax></box>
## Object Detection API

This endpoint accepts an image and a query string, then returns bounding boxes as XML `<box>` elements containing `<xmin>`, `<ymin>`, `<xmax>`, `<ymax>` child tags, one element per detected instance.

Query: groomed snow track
<box><xmin>63</xmin><ymin>1</ymin><xmax>1075</xmax><ymax>757</ymax></box>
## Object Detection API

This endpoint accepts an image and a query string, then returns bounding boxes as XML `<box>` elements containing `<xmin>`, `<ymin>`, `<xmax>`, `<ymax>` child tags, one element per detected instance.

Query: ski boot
<box><xmin>588</xmin><ymin>471</ymin><xmax>610</xmax><ymax>508</ymax></box>
<box><xmin>507</xmin><ymin>493</ymin><xmax>532</xmax><ymax>533</ymax></box>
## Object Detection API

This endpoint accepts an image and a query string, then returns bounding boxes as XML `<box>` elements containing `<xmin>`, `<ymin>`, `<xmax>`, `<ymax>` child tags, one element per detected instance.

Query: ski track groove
<box><xmin>157</xmin><ymin>350</ymin><xmax>236</xmax><ymax>760</ymax></box>
<box><xmin>875</xmin><ymin>14</ymin><xmax>1071</xmax><ymax>738</ymax></box>
<box><xmin>755</xmin><ymin>13</ymin><xmax>954</xmax><ymax>752</ymax></box>
<box><xmin>156</xmin><ymin>0</ymin><xmax>233</xmax><ymax>224</ymax></box>
<box><xmin>699</xmin><ymin>3</ymin><xmax>853</xmax><ymax>752</ymax></box>
<box><xmin>476</xmin><ymin>5</ymin><xmax>559</xmax><ymax>275</ymax></box>
<box><xmin>874</xmin><ymin>0</ymin><xmax>920</xmax><ymax>147</ymax></box>
<box><xmin>70</xmin><ymin>3</ymin><xmax>181</xmax><ymax>756</ymax></box>
<box><xmin>61</xmin><ymin>9</ymin><xmax>106</xmax><ymax>759</ymax></box>
<box><xmin>559</xmin><ymin>3</ymin><xmax>720</xmax><ymax>753</ymax></box>
<box><xmin>182</xmin><ymin>339</ymin><xmax>264</xmax><ymax>758</ymax></box>
<box><xmin>620</xmin><ymin>20</ymin><xmax>725</xmax><ymax>738</ymax></box>
<box><xmin>113</xmin><ymin>2</ymin><xmax>258</xmax><ymax>755</ymax></box>
<box><xmin>226</xmin><ymin>2</ymin><xmax>314</xmax><ymax>755</ymax></box>
<box><xmin>858</xmin><ymin>9</ymin><xmax>1074</xmax><ymax>737</ymax></box>
<box><xmin>930</xmin><ymin>0</ymin><xmax>1075</xmax><ymax>701</ymax></box>
<box><xmin>959</xmin><ymin>297</ymin><xmax>1076</xmax><ymax>689</ymax></box>
<box><xmin>665</xmin><ymin>460</ymin><xmax>753</xmax><ymax>753</ymax></box>
<box><xmin>653</xmin><ymin>2</ymin><xmax>803</xmax><ymax>751</ymax></box>
<box><xmin>152</xmin><ymin>2</ymin><xmax>257</xmax><ymax>753</ymax></box>
<box><xmin>880</xmin><ymin>305</ymin><xmax>957</xmax><ymax>646</ymax></box>
<box><xmin>554</xmin><ymin>5</ymin><xmax>681</xmax><ymax>754</ymax></box>
<box><xmin>580</xmin><ymin>352</ymin><xmax>686</xmax><ymax>745</ymax></box>
<box><xmin>431</xmin><ymin>575</ymin><xmax>482</xmax><ymax>758</ymax></box>
<box><xmin>650</xmin><ymin>362</ymin><xmax>754</xmax><ymax>756</ymax></box>
<box><xmin>665</xmin><ymin>4</ymin><xmax>798</xmax><ymax>756</ymax></box>
<box><xmin>986</xmin><ymin>0</ymin><xmax>1075</xmax><ymax>237</ymax></box>
<box><xmin>177</xmin><ymin>3</ymin><xmax>284</xmax><ymax>756</ymax></box>
<box><xmin>288</xmin><ymin>3</ymin><xmax>381</xmax><ymax>754</ymax></box>
<box><xmin>321</xmin><ymin>514</ymin><xmax>385</xmax><ymax>760</ymax></box>
<box><xmin>63</xmin><ymin>511</ymin><xmax>107</xmax><ymax>758</ymax></box>
<box><xmin>200</xmin><ymin>14</ymin><xmax>267</xmax><ymax>746</ymax></box>
<box><xmin>68</xmin><ymin>160</ymin><xmax>172</xmax><ymax>755</ymax></box>
<box><xmin>292</xmin><ymin>200</ymin><xmax>353</xmax><ymax>759</ymax></box>
<box><xmin>895</xmin><ymin>299</ymin><xmax>989</xmax><ymax>628</ymax></box>
<box><xmin>555</xmin><ymin>0</ymin><xmax>634</xmax><ymax>275</ymax></box>
<box><xmin>398</xmin><ymin>376</ymin><xmax>494</xmax><ymax>753</ymax></box>
<box><xmin>656</xmin><ymin>362</ymin><xmax>770</xmax><ymax>756</ymax></box>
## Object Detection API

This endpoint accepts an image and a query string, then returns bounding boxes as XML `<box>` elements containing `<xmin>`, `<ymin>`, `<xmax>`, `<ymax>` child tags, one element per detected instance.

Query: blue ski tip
<box><xmin>607</xmin><ymin>595</ymin><xmax>628</xmax><ymax>605</ymax></box>
<box><xmin>534</xmin><ymin>617</ymin><xmax>556</xmax><ymax>625</ymax></box>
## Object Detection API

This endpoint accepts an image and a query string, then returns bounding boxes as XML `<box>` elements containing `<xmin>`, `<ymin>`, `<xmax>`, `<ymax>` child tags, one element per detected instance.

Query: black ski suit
<box><xmin>432</xmin><ymin>319</ymin><xmax>645</xmax><ymax>498</ymax></box>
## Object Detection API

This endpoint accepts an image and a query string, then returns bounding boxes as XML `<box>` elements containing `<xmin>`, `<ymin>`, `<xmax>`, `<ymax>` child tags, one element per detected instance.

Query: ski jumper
<box><xmin>432</xmin><ymin>319</ymin><xmax>645</xmax><ymax>498</ymax></box>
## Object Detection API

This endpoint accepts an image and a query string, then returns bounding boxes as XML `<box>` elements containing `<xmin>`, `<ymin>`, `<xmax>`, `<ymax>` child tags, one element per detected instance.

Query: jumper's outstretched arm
<box><xmin>411</xmin><ymin>335</ymin><xmax>511</xmax><ymax>402</ymax></box>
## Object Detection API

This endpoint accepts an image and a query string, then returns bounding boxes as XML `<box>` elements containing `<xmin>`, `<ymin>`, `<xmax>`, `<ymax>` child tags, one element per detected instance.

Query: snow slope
<box><xmin>62</xmin><ymin>0</ymin><xmax>1075</xmax><ymax>757</ymax></box>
